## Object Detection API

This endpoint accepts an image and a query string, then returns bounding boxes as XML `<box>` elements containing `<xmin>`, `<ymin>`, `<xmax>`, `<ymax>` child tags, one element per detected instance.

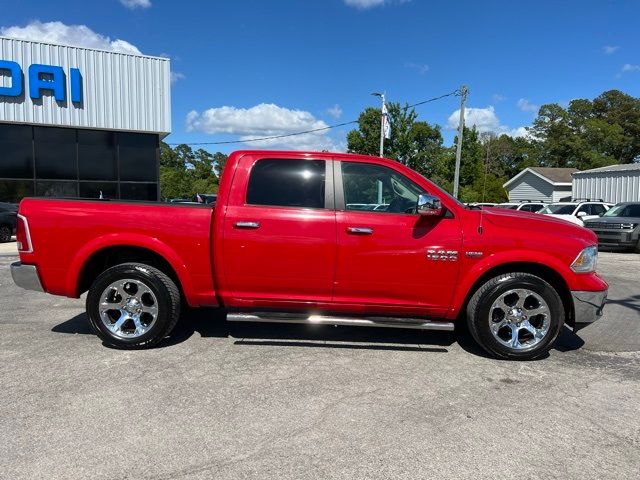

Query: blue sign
<box><xmin>0</xmin><ymin>60</ymin><xmax>83</xmax><ymax>103</ymax></box>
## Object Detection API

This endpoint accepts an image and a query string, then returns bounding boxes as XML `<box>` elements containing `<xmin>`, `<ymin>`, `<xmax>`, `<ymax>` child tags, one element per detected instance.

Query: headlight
<box><xmin>571</xmin><ymin>246</ymin><xmax>598</xmax><ymax>273</ymax></box>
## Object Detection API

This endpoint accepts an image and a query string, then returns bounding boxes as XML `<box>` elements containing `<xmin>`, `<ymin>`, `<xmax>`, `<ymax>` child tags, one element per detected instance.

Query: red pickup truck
<box><xmin>11</xmin><ymin>150</ymin><xmax>607</xmax><ymax>359</ymax></box>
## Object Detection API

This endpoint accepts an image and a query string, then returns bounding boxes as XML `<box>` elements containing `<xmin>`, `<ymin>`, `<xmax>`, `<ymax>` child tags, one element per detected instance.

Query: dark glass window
<box><xmin>34</xmin><ymin>127</ymin><xmax>77</xmax><ymax>179</ymax></box>
<box><xmin>625</xmin><ymin>205</ymin><xmax>640</xmax><ymax>217</ymax></box>
<box><xmin>590</xmin><ymin>204</ymin><xmax>606</xmax><ymax>216</ymax></box>
<box><xmin>342</xmin><ymin>162</ymin><xmax>424</xmax><ymax>214</ymax></box>
<box><xmin>0</xmin><ymin>180</ymin><xmax>34</xmax><ymax>203</ymax></box>
<box><xmin>0</xmin><ymin>124</ymin><xmax>33</xmax><ymax>178</ymax></box>
<box><xmin>120</xmin><ymin>183</ymin><xmax>157</xmax><ymax>201</ymax></box>
<box><xmin>36</xmin><ymin>180</ymin><xmax>77</xmax><ymax>198</ymax></box>
<box><xmin>119</xmin><ymin>133</ymin><xmax>158</xmax><ymax>182</ymax></box>
<box><xmin>78</xmin><ymin>130</ymin><xmax>117</xmax><ymax>180</ymax></box>
<box><xmin>246</xmin><ymin>159</ymin><xmax>325</xmax><ymax>209</ymax></box>
<box><xmin>79</xmin><ymin>181</ymin><xmax>117</xmax><ymax>200</ymax></box>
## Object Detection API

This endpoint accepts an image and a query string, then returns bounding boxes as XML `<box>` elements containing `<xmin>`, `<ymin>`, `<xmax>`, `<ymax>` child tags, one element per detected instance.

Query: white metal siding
<box><xmin>508</xmin><ymin>171</ymin><xmax>554</xmax><ymax>202</ymax></box>
<box><xmin>552</xmin><ymin>185</ymin><xmax>572</xmax><ymax>202</ymax></box>
<box><xmin>0</xmin><ymin>37</ymin><xmax>170</xmax><ymax>135</ymax></box>
<box><xmin>573</xmin><ymin>172</ymin><xmax>640</xmax><ymax>203</ymax></box>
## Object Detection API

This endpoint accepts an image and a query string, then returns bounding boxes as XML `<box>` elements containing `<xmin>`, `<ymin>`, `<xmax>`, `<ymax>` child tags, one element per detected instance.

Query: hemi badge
<box><xmin>466</xmin><ymin>251</ymin><xmax>484</xmax><ymax>258</ymax></box>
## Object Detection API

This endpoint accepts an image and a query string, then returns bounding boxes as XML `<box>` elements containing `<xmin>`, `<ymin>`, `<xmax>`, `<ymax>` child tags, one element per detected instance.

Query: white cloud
<box><xmin>120</xmin><ymin>0</ymin><xmax>151</xmax><ymax>9</ymax></box>
<box><xmin>170</xmin><ymin>72</ymin><xmax>185</xmax><ymax>84</ymax></box>
<box><xmin>603</xmin><ymin>45</ymin><xmax>620</xmax><ymax>55</ymax></box>
<box><xmin>517</xmin><ymin>98</ymin><xmax>539</xmax><ymax>114</ymax></box>
<box><xmin>186</xmin><ymin>103</ymin><xmax>339</xmax><ymax>151</ymax></box>
<box><xmin>344</xmin><ymin>0</ymin><xmax>385</xmax><ymax>8</ymax></box>
<box><xmin>621</xmin><ymin>63</ymin><xmax>640</xmax><ymax>73</ymax></box>
<box><xmin>343</xmin><ymin>0</ymin><xmax>409</xmax><ymax>9</ymax></box>
<box><xmin>447</xmin><ymin>106</ymin><xmax>528</xmax><ymax>138</ymax></box>
<box><xmin>326</xmin><ymin>104</ymin><xmax>343</xmax><ymax>119</ymax></box>
<box><xmin>492</xmin><ymin>93</ymin><xmax>506</xmax><ymax>102</ymax></box>
<box><xmin>404</xmin><ymin>62</ymin><xmax>429</xmax><ymax>75</ymax></box>
<box><xmin>0</xmin><ymin>21</ymin><xmax>142</xmax><ymax>55</ymax></box>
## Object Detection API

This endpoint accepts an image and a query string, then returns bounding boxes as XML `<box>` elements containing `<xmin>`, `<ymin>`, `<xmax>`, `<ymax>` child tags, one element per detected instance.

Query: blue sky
<box><xmin>1</xmin><ymin>0</ymin><xmax>639</xmax><ymax>153</ymax></box>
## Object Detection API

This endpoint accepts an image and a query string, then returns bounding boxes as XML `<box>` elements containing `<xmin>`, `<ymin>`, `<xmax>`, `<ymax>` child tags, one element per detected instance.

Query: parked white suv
<box><xmin>494</xmin><ymin>201</ymin><xmax>548</xmax><ymax>213</ymax></box>
<box><xmin>539</xmin><ymin>200</ymin><xmax>613</xmax><ymax>225</ymax></box>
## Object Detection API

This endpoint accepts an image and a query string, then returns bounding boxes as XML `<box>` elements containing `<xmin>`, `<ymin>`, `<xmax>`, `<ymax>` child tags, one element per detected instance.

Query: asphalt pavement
<box><xmin>0</xmin><ymin>247</ymin><xmax>638</xmax><ymax>479</ymax></box>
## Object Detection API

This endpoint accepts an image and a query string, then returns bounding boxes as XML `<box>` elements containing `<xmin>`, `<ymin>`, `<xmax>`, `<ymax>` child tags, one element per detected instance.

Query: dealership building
<box><xmin>0</xmin><ymin>36</ymin><xmax>171</xmax><ymax>204</ymax></box>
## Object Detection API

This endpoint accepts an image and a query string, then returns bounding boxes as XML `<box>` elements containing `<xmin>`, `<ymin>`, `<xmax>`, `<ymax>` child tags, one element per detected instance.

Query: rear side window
<box><xmin>246</xmin><ymin>159</ymin><xmax>325</xmax><ymax>209</ymax></box>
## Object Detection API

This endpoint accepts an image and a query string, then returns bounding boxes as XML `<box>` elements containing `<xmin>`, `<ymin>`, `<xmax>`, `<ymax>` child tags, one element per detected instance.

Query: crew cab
<box><xmin>11</xmin><ymin>151</ymin><xmax>608</xmax><ymax>360</ymax></box>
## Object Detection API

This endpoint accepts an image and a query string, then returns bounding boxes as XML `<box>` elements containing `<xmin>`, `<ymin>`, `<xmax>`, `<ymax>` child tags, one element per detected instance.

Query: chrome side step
<box><xmin>226</xmin><ymin>313</ymin><xmax>455</xmax><ymax>332</ymax></box>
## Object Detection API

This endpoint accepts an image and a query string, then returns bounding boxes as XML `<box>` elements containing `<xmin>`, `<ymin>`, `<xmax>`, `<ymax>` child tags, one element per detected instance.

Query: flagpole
<box><xmin>371</xmin><ymin>92</ymin><xmax>386</xmax><ymax>204</ymax></box>
<box><xmin>379</xmin><ymin>93</ymin><xmax>385</xmax><ymax>158</ymax></box>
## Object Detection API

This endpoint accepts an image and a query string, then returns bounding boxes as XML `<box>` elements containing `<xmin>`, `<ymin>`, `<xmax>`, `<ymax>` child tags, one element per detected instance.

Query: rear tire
<box><xmin>466</xmin><ymin>272</ymin><xmax>564</xmax><ymax>360</ymax></box>
<box><xmin>0</xmin><ymin>224</ymin><xmax>11</xmax><ymax>243</ymax></box>
<box><xmin>86</xmin><ymin>263</ymin><xmax>181</xmax><ymax>349</ymax></box>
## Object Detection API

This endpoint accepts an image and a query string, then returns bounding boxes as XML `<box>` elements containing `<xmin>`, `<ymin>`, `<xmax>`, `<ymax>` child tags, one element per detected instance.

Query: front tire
<box><xmin>86</xmin><ymin>263</ymin><xmax>181</xmax><ymax>349</ymax></box>
<box><xmin>466</xmin><ymin>272</ymin><xmax>564</xmax><ymax>360</ymax></box>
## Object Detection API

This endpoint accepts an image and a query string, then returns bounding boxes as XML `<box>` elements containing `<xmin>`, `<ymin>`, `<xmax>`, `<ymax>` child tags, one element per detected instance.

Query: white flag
<box><xmin>382</xmin><ymin>102</ymin><xmax>391</xmax><ymax>139</ymax></box>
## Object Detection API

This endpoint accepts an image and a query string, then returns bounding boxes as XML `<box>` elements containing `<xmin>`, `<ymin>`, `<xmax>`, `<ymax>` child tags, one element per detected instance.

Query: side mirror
<box><xmin>417</xmin><ymin>194</ymin><xmax>443</xmax><ymax>217</ymax></box>
<box><xmin>576</xmin><ymin>211</ymin><xmax>587</xmax><ymax>218</ymax></box>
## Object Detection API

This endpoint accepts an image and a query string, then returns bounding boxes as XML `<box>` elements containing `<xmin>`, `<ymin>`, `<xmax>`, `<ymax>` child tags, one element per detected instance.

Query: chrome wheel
<box><xmin>98</xmin><ymin>279</ymin><xmax>158</xmax><ymax>339</ymax></box>
<box><xmin>489</xmin><ymin>288</ymin><xmax>550</xmax><ymax>351</ymax></box>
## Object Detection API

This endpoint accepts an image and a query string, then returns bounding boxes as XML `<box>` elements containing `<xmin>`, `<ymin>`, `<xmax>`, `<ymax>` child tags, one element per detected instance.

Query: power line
<box><xmin>167</xmin><ymin>90</ymin><xmax>459</xmax><ymax>146</ymax></box>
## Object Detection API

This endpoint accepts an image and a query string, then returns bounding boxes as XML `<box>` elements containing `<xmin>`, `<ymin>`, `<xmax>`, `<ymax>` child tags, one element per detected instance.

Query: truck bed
<box><xmin>17</xmin><ymin>198</ymin><xmax>217</xmax><ymax>307</ymax></box>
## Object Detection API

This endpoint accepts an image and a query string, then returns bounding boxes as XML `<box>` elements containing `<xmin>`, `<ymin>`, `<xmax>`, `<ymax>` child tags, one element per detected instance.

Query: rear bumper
<box><xmin>10</xmin><ymin>262</ymin><xmax>44</xmax><ymax>292</ymax></box>
<box><xmin>571</xmin><ymin>289</ymin><xmax>607</xmax><ymax>331</ymax></box>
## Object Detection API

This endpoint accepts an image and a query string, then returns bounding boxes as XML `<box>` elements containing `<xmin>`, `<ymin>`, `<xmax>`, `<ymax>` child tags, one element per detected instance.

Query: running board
<box><xmin>226</xmin><ymin>313</ymin><xmax>455</xmax><ymax>332</ymax></box>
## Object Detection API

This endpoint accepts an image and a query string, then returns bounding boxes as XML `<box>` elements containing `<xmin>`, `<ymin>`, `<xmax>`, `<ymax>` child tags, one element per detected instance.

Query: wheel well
<box><xmin>460</xmin><ymin>262</ymin><xmax>574</xmax><ymax>327</ymax></box>
<box><xmin>77</xmin><ymin>246</ymin><xmax>182</xmax><ymax>298</ymax></box>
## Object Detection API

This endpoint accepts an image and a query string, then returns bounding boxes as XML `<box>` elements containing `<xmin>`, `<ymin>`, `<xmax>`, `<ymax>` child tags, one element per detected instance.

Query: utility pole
<box><xmin>453</xmin><ymin>85</ymin><xmax>468</xmax><ymax>199</ymax></box>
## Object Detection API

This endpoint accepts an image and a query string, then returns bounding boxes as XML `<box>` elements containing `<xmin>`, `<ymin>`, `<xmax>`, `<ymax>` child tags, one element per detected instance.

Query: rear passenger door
<box><xmin>222</xmin><ymin>156</ymin><xmax>337</xmax><ymax>306</ymax></box>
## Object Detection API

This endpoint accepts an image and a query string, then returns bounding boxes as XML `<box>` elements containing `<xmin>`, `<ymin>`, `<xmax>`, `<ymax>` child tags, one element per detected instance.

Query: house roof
<box><xmin>572</xmin><ymin>163</ymin><xmax>640</xmax><ymax>176</ymax></box>
<box><xmin>503</xmin><ymin>167</ymin><xmax>579</xmax><ymax>189</ymax></box>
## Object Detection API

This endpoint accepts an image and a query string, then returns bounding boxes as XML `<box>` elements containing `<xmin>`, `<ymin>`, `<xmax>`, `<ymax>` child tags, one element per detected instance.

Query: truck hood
<box><xmin>482</xmin><ymin>207</ymin><xmax>596</xmax><ymax>244</ymax></box>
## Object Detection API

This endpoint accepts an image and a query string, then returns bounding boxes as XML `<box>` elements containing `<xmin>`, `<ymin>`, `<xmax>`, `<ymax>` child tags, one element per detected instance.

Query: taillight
<box><xmin>16</xmin><ymin>214</ymin><xmax>33</xmax><ymax>253</ymax></box>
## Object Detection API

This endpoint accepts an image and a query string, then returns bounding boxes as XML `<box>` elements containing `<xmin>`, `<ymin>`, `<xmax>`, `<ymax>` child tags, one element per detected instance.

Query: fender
<box><xmin>65</xmin><ymin>233</ymin><xmax>198</xmax><ymax>306</ymax></box>
<box><xmin>446</xmin><ymin>249</ymin><xmax>576</xmax><ymax>320</ymax></box>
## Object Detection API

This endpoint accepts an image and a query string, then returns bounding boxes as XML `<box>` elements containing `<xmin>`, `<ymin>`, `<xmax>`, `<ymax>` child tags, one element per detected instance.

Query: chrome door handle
<box><xmin>346</xmin><ymin>226</ymin><xmax>373</xmax><ymax>235</ymax></box>
<box><xmin>234</xmin><ymin>221</ymin><xmax>260</xmax><ymax>229</ymax></box>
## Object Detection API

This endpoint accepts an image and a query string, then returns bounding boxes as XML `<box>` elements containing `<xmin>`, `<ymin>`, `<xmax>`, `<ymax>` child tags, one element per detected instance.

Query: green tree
<box><xmin>159</xmin><ymin>143</ymin><xmax>224</xmax><ymax>200</ymax></box>
<box><xmin>346</xmin><ymin>107</ymin><xmax>383</xmax><ymax>156</ymax></box>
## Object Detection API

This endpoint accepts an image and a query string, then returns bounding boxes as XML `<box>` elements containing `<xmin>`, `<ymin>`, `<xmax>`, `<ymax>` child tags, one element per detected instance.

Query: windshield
<box><xmin>603</xmin><ymin>204</ymin><xmax>640</xmax><ymax>217</ymax></box>
<box><xmin>540</xmin><ymin>204</ymin><xmax>576</xmax><ymax>215</ymax></box>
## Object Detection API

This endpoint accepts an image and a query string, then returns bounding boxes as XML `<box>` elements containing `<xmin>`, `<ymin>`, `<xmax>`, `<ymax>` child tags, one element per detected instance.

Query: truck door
<box><xmin>222</xmin><ymin>156</ymin><xmax>336</xmax><ymax>307</ymax></box>
<box><xmin>333</xmin><ymin>160</ymin><xmax>462</xmax><ymax>317</ymax></box>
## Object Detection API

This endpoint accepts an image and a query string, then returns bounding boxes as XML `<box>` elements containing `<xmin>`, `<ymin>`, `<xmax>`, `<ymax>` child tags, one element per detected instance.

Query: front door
<box><xmin>333</xmin><ymin>160</ymin><xmax>462</xmax><ymax>317</ymax></box>
<box><xmin>222</xmin><ymin>156</ymin><xmax>336</xmax><ymax>307</ymax></box>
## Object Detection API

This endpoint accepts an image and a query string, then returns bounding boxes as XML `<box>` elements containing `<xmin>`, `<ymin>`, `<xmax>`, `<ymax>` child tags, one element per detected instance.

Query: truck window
<box><xmin>342</xmin><ymin>162</ymin><xmax>425</xmax><ymax>214</ymax></box>
<box><xmin>246</xmin><ymin>158</ymin><xmax>325</xmax><ymax>209</ymax></box>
